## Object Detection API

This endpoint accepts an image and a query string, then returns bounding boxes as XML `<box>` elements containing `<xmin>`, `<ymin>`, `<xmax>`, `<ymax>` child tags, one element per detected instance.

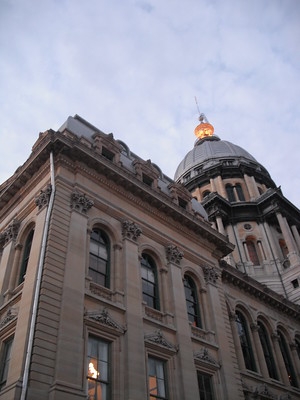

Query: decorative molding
<box><xmin>144</xmin><ymin>330</ymin><xmax>178</xmax><ymax>352</ymax></box>
<box><xmin>202</xmin><ymin>265</ymin><xmax>218</xmax><ymax>284</ymax></box>
<box><xmin>85</xmin><ymin>308</ymin><xmax>126</xmax><ymax>334</ymax></box>
<box><xmin>165</xmin><ymin>244</ymin><xmax>183</xmax><ymax>265</ymax></box>
<box><xmin>122</xmin><ymin>220</ymin><xmax>142</xmax><ymax>241</ymax></box>
<box><xmin>70</xmin><ymin>190</ymin><xmax>94</xmax><ymax>214</ymax></box>
<box><xmin>194</xmin><ymin>348</ymin><xmax>220</xmax><ymax>368</ymax></box>
<box><xmin>35</xmin><ymin>184</ymin><xmax>52</xmax><ymax>209</ymax></box>
<box><xmin>253</xmin><ymin>384</ymin><xmax>276</xmax><ymax>399</ymax></box>
<box><xmin>145</xmin><ymin>306</ymin><xmax>163</xmax><ymax>322</ymax></box>
<box><xmin>1</xmin><ymin>219</ymin><xmax>20</xmax><ymax>245</ymax></box>
<box><xmin>0</xmin><ymin>309</ymin><xmax>18</xmax><ymax>330</ymax></box>
<box><xmin>90</xmin><ymin>282</ymin><xmax>112</xmax><ymax>301</ymax></box>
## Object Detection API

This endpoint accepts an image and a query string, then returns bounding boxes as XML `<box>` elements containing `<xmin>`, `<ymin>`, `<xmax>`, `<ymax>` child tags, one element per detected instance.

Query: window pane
<box><xmin>148</xmin><ymin>357</ymin><xmax>167</xmax><ymax>400</ymax></box>
<box><xmin>197</xmin><ymin>372</ymin><xmax>214</xmax><ymax>400</ymax></box>
<box><xmin>141</xmin><ymin>254</ymin><xmax>159</xmax><ymax>310</ymax></box>
<box><xmin>0</xmin><ymin>338</ymin><xmax>13</xmax><ymax>388</ymax></box>
<box><xmin>89</xmin><ymin>229</ymin><xmax>110</xmax><ymax>288</ymax></box>
<box><xmin>87</xmin><ymin>337</ymin><xmax>110</xmax><ymax>400</ymax></box>
<box><xmin>236</xmin><ymin>311</ymin><xmax>256</xmax><ymax>371</ymax></box>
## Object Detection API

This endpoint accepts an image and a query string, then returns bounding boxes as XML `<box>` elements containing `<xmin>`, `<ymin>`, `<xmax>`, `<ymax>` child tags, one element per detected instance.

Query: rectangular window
<box><xmin>148</xmin><ymin>357</ymin><xmax>168</xmax><ymax>400</ymax></box>
<box><xmin>0</xmin><ymin>338</ymin><xmax>13</xmax><ymax>389</ymax></box>
<box><xmin>87</xmin><ymin>336</ymin><xmax>110</xmax><ymax>400</ymax></box>
<box><xmin>197</xmin><ymin>372</ymin><xmax>214</xmax><ymax>400</ymax></box>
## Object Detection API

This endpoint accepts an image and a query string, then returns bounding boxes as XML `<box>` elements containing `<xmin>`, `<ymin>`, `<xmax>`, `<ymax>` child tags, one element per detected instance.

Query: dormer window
<box><xmin>142</xmin><ymin>173</ymin><xmax>153</xmax><ymax>187</ymax></box>
<box><xmin>102</xmin><ymin>147</ymin><xmax>114</xmax><ymax>161</ymax></box>
<box><xmin>178</xmin><ymin>197</ymin><xmax>187</xmax><ymax>209</ymax></box>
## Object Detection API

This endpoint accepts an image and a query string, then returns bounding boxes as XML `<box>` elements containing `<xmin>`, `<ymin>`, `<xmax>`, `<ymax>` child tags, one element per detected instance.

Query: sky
<box><xmin>1</xmin><ymin>0</ymin><xmax>300</xmax><ymax>208</ymax></box>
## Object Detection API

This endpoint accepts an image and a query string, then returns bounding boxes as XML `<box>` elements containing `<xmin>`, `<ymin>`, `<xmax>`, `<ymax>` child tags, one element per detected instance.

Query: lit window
<box><xmin>278</xmin><ymin>331</ymin><xmax>298</xmax><ymax>387</ymax></box>
<box><xmin>87</xmin><ymin>336</ymin><xmax>110</xmax><ymax>400</ymax></box>
<box><xmin>197</xmin><ymin>372</ymin><xmax>214</xmax><ymax>400</ymax></box>
<box><xmin>148</xmin><ymin>357</ymin><xmax>168</xmax><ymax>400</ymax></box>
<box><xmin>19</xmin><ymin>229</ymin><xmax>34</xmax><ymax>284</ymax></box>
<box><xmin>89</xmin><ymin>229</ymin><xmax>110</xmax><ymax>288</ymax></box>
<box><xmin>0</xmin><ymin>338</ymin><xmax>13</xmax><ymax>389</ymax></box>
<box><xmin>184</xmin><ymin>275</ymin><xmax>202</xmax><ymax>328</ymax></box>
<box><xmin>257</xmin><ymin>322</ymin><xmax>278</xmax><ymax>379</ymax></box>
<box><xmin>141</xmin><ymin>254</ymin><xmax>159</xmax><ymax>310</ymax></box>
<box><xmin>236</xmin><ymin>311</ymin><xmax>256</xmax><ymax>371</ymax></box>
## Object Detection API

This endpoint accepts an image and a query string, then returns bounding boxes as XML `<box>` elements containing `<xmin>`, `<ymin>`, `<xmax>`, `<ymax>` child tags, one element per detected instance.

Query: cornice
<box><xmin>220</xmin><ymin>260</ymin><xmax>300</xmax><ymax>320</ymax></box>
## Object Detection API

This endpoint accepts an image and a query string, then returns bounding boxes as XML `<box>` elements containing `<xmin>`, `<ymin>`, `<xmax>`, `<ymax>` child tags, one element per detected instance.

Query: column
<box><xmin>113</xmin><ymin>243</ymin><xmax>124</xmax><ymax>303</ymax></box>
<box><xmin>244</xmin><ymin>174</ymin><xmax>259</xmax><ymax>199</ymax></box>
<box><xmin>216</xmin><ymin>214</ymin><xmax>225</xmax><ymax>236</ymax></box>
<box><xmin>250</xmin><ymin>323</ymin><xmax>269</xmax><ymax>378</ymax></box>
<box><xmin>5</xmin><ymin>243</ymin><xmax>22</xmax><ymax>300</ymax></box>
<box><xmin>166</xmin><ymin>244</ymin><xmax>199</xmax><ymax>399</ymax></box>
<box><xmin>210</xmin><ymin>177</ymin><xmax>217</xmax><ymax>192</ymax></box>
<box><xmin>160</xmin><ymin>266</ymin><xmax>173</xmax><ymax>324</ymax></box>
<box><xmin>215</xmin><ymin>175</ymin><xmax>227</xmax><ymax>198</ymax></box>
<box><xmin>200</xmin><ymin>288</ymin><xmax>210</xmax><ymax>330</ymax></box>
<box><xmin>276</xmin><ymin>212</ymin><xmax>299</xmax><ymax>265</ymax></box>
<box><xmin>122</xmin><ymin>220</ymin><xmax>147</xmax><ymax>399</ymax></box>
<box><xmin>271</xmin><ymin>332</ymin><xmax>290</xmax><ymax>385</ymax></box>
<box><xmin>291</xmin><ymin>225</ymin><xmax>300</xmax><ymax>252</ymax></box>
<box><xmin>257</xmin><ymin>240</ymin><xmax>266</xmax><ymax>261</ymax></box>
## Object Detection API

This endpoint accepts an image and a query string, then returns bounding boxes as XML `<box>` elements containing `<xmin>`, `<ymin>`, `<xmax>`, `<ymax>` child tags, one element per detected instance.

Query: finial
<box><xmin>194</xmin><ymin>112</ymin><xmax>214</xmax><ymax>139</ymax></box>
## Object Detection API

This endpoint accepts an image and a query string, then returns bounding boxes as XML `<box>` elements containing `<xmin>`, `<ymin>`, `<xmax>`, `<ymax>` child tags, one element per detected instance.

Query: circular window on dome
<box><xmin>244</xmin><ymin>223</ymin><xmax>252</xmax><ymax>231</ymax></box>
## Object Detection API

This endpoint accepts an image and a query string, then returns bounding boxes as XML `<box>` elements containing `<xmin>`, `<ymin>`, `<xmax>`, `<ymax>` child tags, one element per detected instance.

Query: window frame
<box><xmin>86</xmin><ymin>335</ymin><xmax>111</xmax><ymax>400</ymax></box>
<box><xmin>147</xmin><ymin>356</ymin><xmax>168</xmax><ymax>400</ymax></box>
<box><xmin>277</xmin><ymin>330</ymin><xmax>298</xmax><ymax>388</ymax></box>
<box><xmin>89</xmin><ymin>228</ymin><xmax>111</xmax><ymax>288</ymax></box>
<box><xmin>235</xmin><ymin>310</ymin><xmax>257</xmax><ymax>372</ymax></box>
<box><xmin>18</xmin><ymin>229</ymin><xmax>34</xmax><ymax>285</ymax></box>
<box><xmin>183</xmin><ymin>275</ymin><xmax>202</xmax><ymax>328</ymax></box>
<box><xmin>0</xmin><ymin>337</ymin><xmax>13</xmax><ymax>390</ymax></box>
<box><xmin>257</xmin><ymin>321</ymin><xmax>278</xmax><ymax>380</ymax></box>
<box><xmin>141</xmin><ymin>254</ymin><xmax>160</xmax><ymax>310</ymax></box>
<box><xmin>197</xmin><ymin>371</ymin><xmax>215</xmax><ymax>400</ymax></box>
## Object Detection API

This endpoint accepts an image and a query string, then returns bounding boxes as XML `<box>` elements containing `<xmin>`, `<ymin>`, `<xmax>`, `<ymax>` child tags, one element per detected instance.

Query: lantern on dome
<box><xmin>194</xmin><ymin>113</ymin><xmax>214</xmax><ymax>139</ymax></box>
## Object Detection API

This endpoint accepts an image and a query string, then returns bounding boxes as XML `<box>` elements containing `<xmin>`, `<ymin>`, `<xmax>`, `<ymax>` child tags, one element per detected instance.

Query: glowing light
<box><xmin>194</xmin><ymin>113</ymin><xmax>214</xmax><ymax>139</ymax></box>
<box><xmin>88</xmin><ymin>362</ymin><xmax>99</xmax><ymax>379</ymax></box>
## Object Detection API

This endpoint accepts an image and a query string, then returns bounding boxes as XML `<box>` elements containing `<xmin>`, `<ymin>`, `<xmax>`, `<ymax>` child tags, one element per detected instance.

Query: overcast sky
<box><xmin>1</xmin><ymin>0</ymin><xmax>299</xmax><ymax>208</ymax></box>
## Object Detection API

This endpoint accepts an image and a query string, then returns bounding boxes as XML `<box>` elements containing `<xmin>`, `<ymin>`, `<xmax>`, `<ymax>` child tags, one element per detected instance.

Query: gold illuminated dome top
<box><xmin>194</xmin><ymin>113</ymin><xmax>214</xmax><ymax>139</ymax></box>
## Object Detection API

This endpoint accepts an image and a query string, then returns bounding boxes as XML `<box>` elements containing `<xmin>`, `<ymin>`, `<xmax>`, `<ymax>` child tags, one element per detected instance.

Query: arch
<box><xmin>235</xmin><ymin>308</ymin><xmax>257</xmax><ymax>372</ymax></box>
<box><xmin>245</xmin><ymin>236</ymin><xmax>260</xmax><ymax>265</ymax></box>
<box><xmin>18</xmin><ymin>226</ymin><xmax>35</xmax><ymax>285</ymax></box>
<box><xmin>183</xmin><ymin>274</ymin><xmax>202</xmax><ymax>328</ymax></box>
<box><xmin>141</xmin><ymin>253</ymin><xmax>159</xmax><ymax>310</ymax></box>
<box><xmin>89</xmin><ymin>228</ymin><xmax>111</xmax><ymax>288</ymax></box>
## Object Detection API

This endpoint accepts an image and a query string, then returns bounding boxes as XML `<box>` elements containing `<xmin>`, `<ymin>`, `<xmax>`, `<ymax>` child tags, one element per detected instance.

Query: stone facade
<box><xmin>0</xmin><ymin>115</ymin><xmax>299</xmax><ymax>399</ymax></box>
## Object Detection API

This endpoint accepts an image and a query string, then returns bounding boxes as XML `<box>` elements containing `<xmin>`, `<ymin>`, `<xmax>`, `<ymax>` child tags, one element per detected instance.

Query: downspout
<box><xmin>20</xmin><ymin>151</ymin><xmax>56</xmax><ymax>400</ymax></box>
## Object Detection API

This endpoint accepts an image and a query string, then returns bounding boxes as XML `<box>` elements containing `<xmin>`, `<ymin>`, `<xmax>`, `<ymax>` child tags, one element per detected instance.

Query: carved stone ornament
<box><xmin>194</xmin><ymin>348</ymin><xmax>220</xmax><ymax>368</ymax></box>
<box><xmin>253</xmin><ymin>384</ymin><xmax>276</xmax><ymax>399</ymax></box>
<box><xmin>145</xmin><ymin>330</ymin><xmax>178</xmax><ymax>352</ymax></box>
<box><xmin>1</xmin><ymin>219</ymin><xmax>20</xmax><ymax>245</ymax></box>
<box><xmin>0</xmin><ymin>309</ymin><xmax>18</xmax><ymax>330</ymax></box>
<box><xmin>85</xmin><ymin>308</ymin><xmax>126</xmax><ymax>334</ymax></box>
<box><xmin>71</xmin><ymin>191</ymin><xmax>94</xmax><ymax>214</ymax></box>
<box><xmin>122</xmin><ymin>220</ymin><xmax>142</xmax><ymax>241</ymax></box>
<box><xmin>35</xmin><ymin>184</ymin><xmax>52</xmax><ymax>209</ymax></box>
<box><xmin>165</xmin><ymin>244</ymin><xmax>183</xmax><ymax>265</ymax></box>
<box><xmin>202</xmin><ymin>265</ymin><xmax>218</xmax><ymax>284</ymax></box>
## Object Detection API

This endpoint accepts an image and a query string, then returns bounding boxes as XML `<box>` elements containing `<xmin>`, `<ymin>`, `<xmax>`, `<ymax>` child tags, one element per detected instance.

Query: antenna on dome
<box><xmin>194</xmin><ymin>96</ymin><xmax>201</xmax><ymax>118</ymax></box>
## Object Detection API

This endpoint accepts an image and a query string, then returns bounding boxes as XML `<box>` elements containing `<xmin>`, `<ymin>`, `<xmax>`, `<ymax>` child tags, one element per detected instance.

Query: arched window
<box><xmin>279</xmin><ymin>239</ymin><xmax>288</xmax><ymax>259</ymax></box>
<box><xmin>141</xmin><ymin>254</ymin><xmax>159</xmax><ymax>310</ymax></box>
<box><xmin>295</xmin><ymin>337</ymin><xmax>300</xmax><ymax>360</ymax></box>
<box><xmin>278</xmin><ymin>331</ymin><xmax>298</xmax><ymax>387</ymax></box>
<box><xmin>225</xmin><ymin>184</ymin><xmax>235</xmax><ymax>202</ymax></box>
<box><xmin>236</xmin><ymin>311</ymin><xmax>256</xmax><ymax>371</ymax></box>
<box><xmin>19</xmin><ymin>229</ymin><xmax>34</xmax><ymax>285</ymax></box>
<box><xmin>235</xmin><ymin>184</ymin><xmax>245</xmax><ymax>201</ymax></box>
<box><xmin>183</xmin><ymin>275</ymin><xmax>202</xmax><ymax>328</ymax></box>
<box><xmin>245</xmin><ymin>238</ymin><xmax>260</xmax><ymax>265</ymax></box>
<box><xmin>89</xmin><ymin>229</ymin><xmax>110</xmax><ymax>288</ymax></box>
<box><xmin>257</xmin><ymin>321</ymin><xmax>278</xmax><ymax>379</ymax></box>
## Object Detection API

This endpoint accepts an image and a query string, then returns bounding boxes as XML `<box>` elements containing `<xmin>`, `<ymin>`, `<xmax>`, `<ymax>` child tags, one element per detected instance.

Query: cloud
<box><xmin>0</xmin><ymin>0</ymin><xmax>299</xmax><ymax>208</ymax></box>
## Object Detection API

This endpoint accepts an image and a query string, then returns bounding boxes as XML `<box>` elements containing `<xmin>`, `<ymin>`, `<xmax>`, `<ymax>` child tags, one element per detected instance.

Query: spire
<box><xmin>194</xmin><ymin>113</ymin><xmax>214</xmax><ymax>140</ymax></box>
